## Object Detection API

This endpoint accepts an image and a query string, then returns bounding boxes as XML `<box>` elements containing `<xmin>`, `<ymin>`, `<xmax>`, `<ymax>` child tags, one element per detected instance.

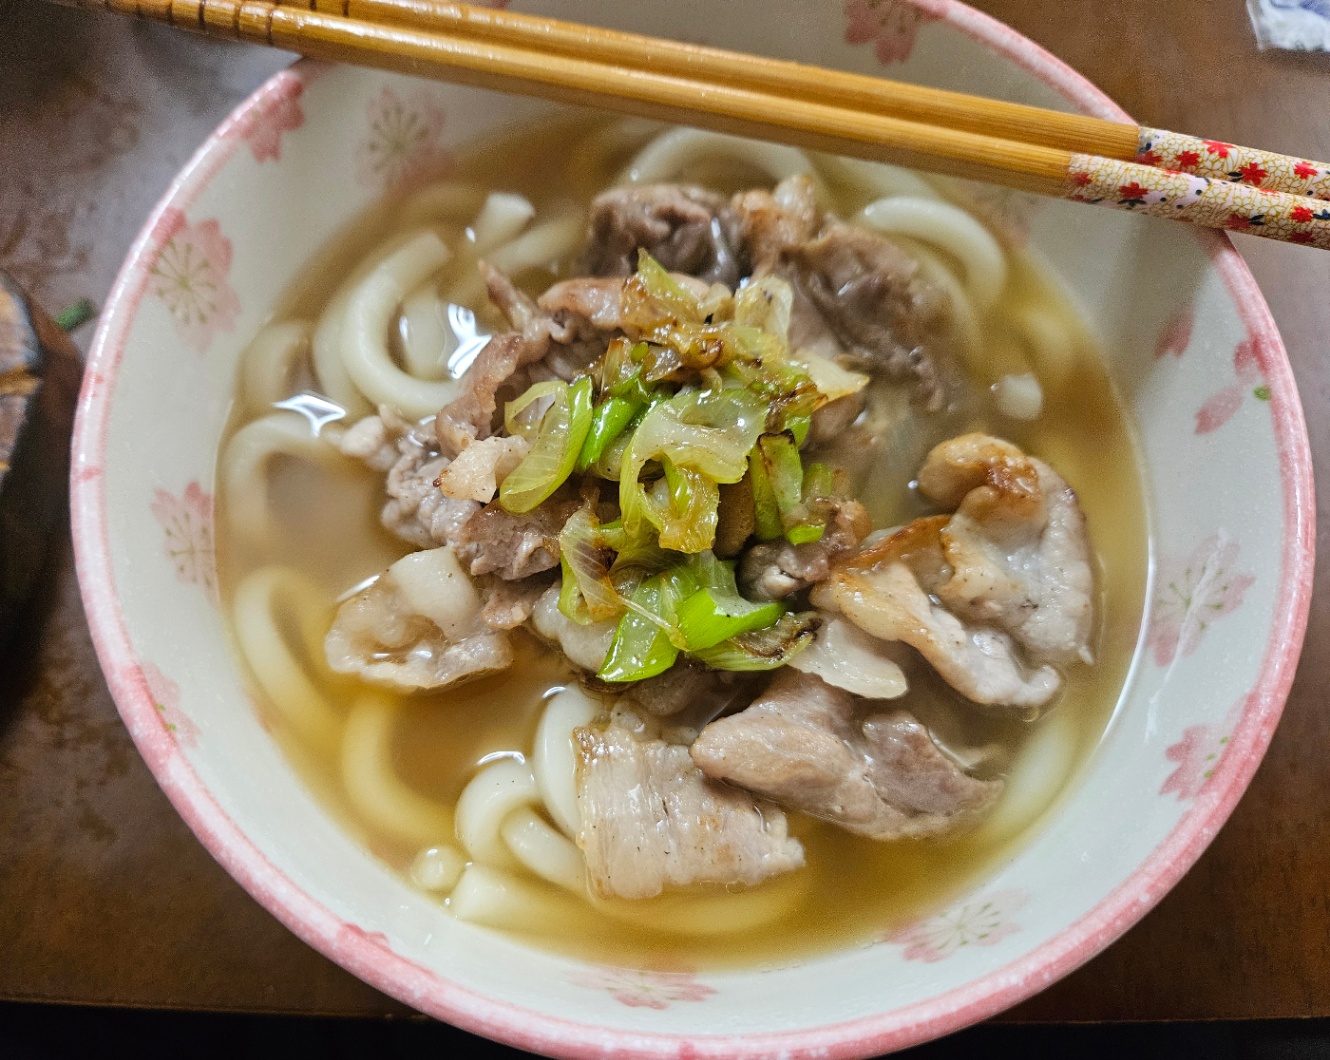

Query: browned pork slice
<box><xmin>739</xmin><ymin>498</ymin><xmax>872</xmax><ymax>601</ymax></box>
<box><xmin>340</xmin><ymin>410</ymin><xmax>479</xmax><ymax>549</ymax></box>
<box><xmin>690</xmin><ymin>670</ymin><xmax>1001</xmax><ymax>841</ymax></box>
<box><xmin>792</xmin><ymin>222</ymin><xmax>950</xmax><ymax>408</ymax></box>
<box><xmin>812</xmin><ymin>517</ymin><xmax>1062</xmax><ymax>709</ymax></box>
<box><xmin>917</xmin><ymin>433</ymin><xmax>1095</xmax><ymax>666</ymax></box>
<box><xmin>452</xmin><ymin>490</ymin><xmax>582</xmax><ymax>581</ymax></box>
<box><xmin>575</xmin><ymin>720</ymin><xmax>805</xmax><ymax>899</ymax></box>
<box><xmin>583</xmin><ymin>184</ymin><xmax>744</xmax><ymax>286</ymax></box>
<box><xmin>326</xmin><ymin>546</ymin><xmax>511</xmax><ymax>691</ymax></box>
<box><xmin>477</xmin><ymin>572</ymin><xmax>555</xmax><ymax>631</ymax></box>
<box><xmin>729</xmin><ymin>174</ymin><xmax>951</xmax><ymax>410</ymax></box>
<box><xmin>435</xmin><ymin>330</ymin><xmax>550</xmax><ymax>457</ymax></box>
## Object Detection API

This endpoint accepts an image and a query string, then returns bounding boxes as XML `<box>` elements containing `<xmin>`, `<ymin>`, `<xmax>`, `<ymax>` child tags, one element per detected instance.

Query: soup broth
<box><xmin>217</xmin><ymin>115</ymin><xmax>1147</xmax><ymax>969</ymax></box>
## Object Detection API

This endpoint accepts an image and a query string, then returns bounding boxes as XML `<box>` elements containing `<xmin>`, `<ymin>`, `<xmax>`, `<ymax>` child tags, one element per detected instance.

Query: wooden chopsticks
<box><xmin>50</xmin><ymin>0</ymin><xmax>1330</xmax><ymax>249</ymax></box>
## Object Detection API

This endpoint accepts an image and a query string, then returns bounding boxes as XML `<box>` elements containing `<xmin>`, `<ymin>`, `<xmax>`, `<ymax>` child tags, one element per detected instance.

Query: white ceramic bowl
<box><xmin>72</xmin><ymin>1</ymin><xmax>1314</xmax><ymax>1055</ymax></box>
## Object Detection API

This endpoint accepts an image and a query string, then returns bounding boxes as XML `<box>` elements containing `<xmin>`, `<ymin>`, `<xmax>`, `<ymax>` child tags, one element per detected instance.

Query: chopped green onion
<box><xmin>691</xmin><ymin>612</ymin><xmax>819</xmax><ymax>671</ymax></box>
<box><xmin>499</xmin><ymin>377</ymin><xmax>594</xmax><ymax>513</ymax></box>
<box><xmin>786</xmin><ymin>414</ymin><xmax>811</xmax><ymax>447</ymax></box>
<box><xmin>802</xmin><ymin>460</ymin><xmax>837</xmax><ymax>501</ymax></box>
<box><xmin>676</xmin><ymin>589</ymin><xmax>783</xmax><ymax>651</ymax></box>
<box><xmin>558</xmin><ymin>508</ymin><xmax>624</xmax><ymax>623</ymax></box>
<box><xmin>577</xmin><ymin>395</ymin><xmax>641</xmax><ymax>472</ymax></box>
<box><xmin>785</xmin><ymin>523</ymin><xmax>825</xmax><ymax>546</ymax></box>
<box><xmin>503</xmin><ymin>379</ymin><xmax>565</xmax><ymax>441</ymax></box>
<box><xmin>598</xmin><ymin>573</ymin><xmax>681</xmax><ymax>682</ymax></box>
<box><xmin>748</xmin><ymin>447</ymin><xmax>783</xmax><ymax>542</ymax></box>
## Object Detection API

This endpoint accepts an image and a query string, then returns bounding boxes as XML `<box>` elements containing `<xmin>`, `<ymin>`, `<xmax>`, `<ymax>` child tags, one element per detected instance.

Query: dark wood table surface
<box><xmin>1</xmin><ymin>0</ymin><xmax>1327</xmax><ymax>1030</ymax></box>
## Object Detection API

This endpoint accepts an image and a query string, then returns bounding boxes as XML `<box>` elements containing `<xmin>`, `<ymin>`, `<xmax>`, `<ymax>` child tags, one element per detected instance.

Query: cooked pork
<box><xmin>326</xmin><ymin>547</ymin><xmax>511</xmax><ymax>690</ymax></box>
<box><xmin>452</xmin><ymin>491</ymin><xmax>581</xmax><ymax>580</ymax></box>
<box><xmin>584</xmin><ymin>184</ymin><xmax>743</xmax><ymax>286</ymax></box>
<box><xmin>812</xmin><ymin>518</ymin><xmax>1063</xmax><ymax>709</ymax></box>
<box><xmin>691</xmin><ymin>670</ymin><xmax>1001</xmax><ymax>840</ymax></box>
<box><xmin>575</xmin><ymin>719</ymin><xmax>805</xmax><ymax>899</ymax></box>
<box><xmin>917</xmin><ymin>433</ymin><xmax>1095</xmax><ymax>666</ymax></box>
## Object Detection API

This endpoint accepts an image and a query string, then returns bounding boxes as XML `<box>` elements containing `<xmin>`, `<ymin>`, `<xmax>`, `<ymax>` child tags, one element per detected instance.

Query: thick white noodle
<box><xmin>455</xmin><ymin>758</ymin><xmax>540</xmax><ymax>870</ymax></box>
<box><xmin>411</xmin><ymin>844</ymin><xmax>468</xmax><ymax>893</ymax></box>
<box><xmin>591</xmin><ymin>871</ymin><xmax>810</xmax><ymax>937</ymax></box>
<box><xmin>973</xmin><ymin>703</ymin><xmax>1078</xmax><ymax>847</ymax></box>
<box><xmin>500</xmin><ymin>807</ymin><xmax>586</xmax><ymax>892</ymax></box>
<box><xmin>312</xmin><ymin>228</ymin><xmax>441</xmax><ymax>419</ymax></box>
<box><xmin>397</xmin><ymin>181</ymin><xmax>487</xmax><ymax>228</ymax></box>
<box><xmin>468</xmin><ymin>192</ymin><xmax>536</xmax><ymax>255</ymax></box>
<box><xmin>857</xmin><ymin>196</ymin><xmax>1008</xmax><ymax>314</ymax></box>
<box><xmin>450</xmin><ymin>864</ymin><xmax>583</xmax><ymax>932</ymax></box>
<box><xmin>341</xmin><ymin>231</ymin><xmax>460</xmax><ymax>419</ymax></box>
<box><xmin>240</xmin><ymin>319</ymin><xmax>313</xmax><ymax>413</ymax></box>
<box><xmin>387</xmin><ymin>547</ymin><xmax>482</xmax><ymax>640</ymax></box>
<box><xmin>813</xmin><ymin>153</ymin><xmax>939</xmax><ymax>202</ymax></box>
<box><xmin>531</xmin><ymin>685</ymin><xmax>599</xmax><ymax>838</ymax></box>
<box><xmin>399</xmin><ymin>284</ymin><xmax>454</xmax><ymax>381</ymax></box>
<box><xmin>232</xmin><ymin>565</ymin><xmax>341</xmax><ymax>753</ymax></box>
<box><xmin>341</xmin><ymin>692</ymin><xmax>455</xmax><ymax>847</ymax></box>
<box><xmin>619</xmin><ymin>127</ymin><xmax>826</xmax><ymax>198</ymax></box>
<box><xmin>446</xmin><ymin>213</ymin><xmax>584</xmax><ymax>308</ymax></box>
<box><xmin>892</xmin><ymin>236</ymin><xmax>982</xmax><ymax>361</ymax></box>
<box><xmin>221</xmin><ymin>411</ymin><xmax>348</xmax><ymax>548</ymax></box>
<box><xmin>1011</xmin><ymin>301</ymin><xmax>1077</xmax><ymax>386</ymax></box>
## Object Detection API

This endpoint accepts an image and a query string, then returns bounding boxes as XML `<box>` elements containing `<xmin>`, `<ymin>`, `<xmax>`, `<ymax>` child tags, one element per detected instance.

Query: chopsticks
<box><xmin>51</xmin><ymin>0</ymin><xmax>1330</xmax><ymax>249</ymax></box>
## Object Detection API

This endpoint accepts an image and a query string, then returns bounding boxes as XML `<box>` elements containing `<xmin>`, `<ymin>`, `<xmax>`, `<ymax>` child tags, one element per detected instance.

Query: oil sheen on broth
<box><xmin>217</xmin><ymin>116</ymin><xmax>1147</xmax><ymax>969</ymax></box>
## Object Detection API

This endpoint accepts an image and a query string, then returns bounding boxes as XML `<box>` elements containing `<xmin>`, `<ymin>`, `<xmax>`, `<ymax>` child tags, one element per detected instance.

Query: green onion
<box><xmin>691</xmin><ymin>611</ymin><xmax>819</xmax><ymax>671</ymax></box>
<box><xmin>786</xmin><ymin>413</ymin><xmax>811</xmax><ymax>447</ymax></box>
<box><xmin>499</xmin><ymin>376</ymin><xmax>594</xmax><ymax>513</ymax></box>
<box><xmin>597</xmin><ymin>573</ymin><xmax>680</xmax><ymax>682</ymax></box>
<box><xmin>676</xmin><ymin>590</ymin><xmax>783</xmax><ymax>651</ymax></box>
<box><xmin>558</xmin><ymin>508</ymin><xmax>624</xmax><ymax>623</ymax></box>
<box><xmin>802</xmin><ymin>460</ymin><xmax>837</xmax><ymax>501</ymax></box>
<box><xmin>748</xmin><ymin>447</ymin><xmax>783</xmax><ymax>542</ymax></box>
<box><xmin>577</xmin><ymin>395</ymin><xmax>641</xmax><ymax>472</ymax></box>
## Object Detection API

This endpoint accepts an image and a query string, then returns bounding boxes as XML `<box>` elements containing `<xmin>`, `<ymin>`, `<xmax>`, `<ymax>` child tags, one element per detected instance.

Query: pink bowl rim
<box><xmin>70</xmin><ymin>3</ymin><xmax>1314</xmax><ymax>1057</ymax></box>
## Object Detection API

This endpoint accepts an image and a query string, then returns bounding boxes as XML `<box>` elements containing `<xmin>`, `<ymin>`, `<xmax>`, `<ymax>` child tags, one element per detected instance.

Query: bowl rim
<box><xmin>70</xmin><ymin>3</ymin><xmax>1315</xmax><ymax>1057</ymax></box>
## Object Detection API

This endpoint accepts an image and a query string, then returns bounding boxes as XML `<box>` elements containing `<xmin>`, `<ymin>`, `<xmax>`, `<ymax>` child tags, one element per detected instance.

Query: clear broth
<box><xmin>218</xmin><ymin>116</ymin><xmax>1148</xmax><ymax>969</ymax></box>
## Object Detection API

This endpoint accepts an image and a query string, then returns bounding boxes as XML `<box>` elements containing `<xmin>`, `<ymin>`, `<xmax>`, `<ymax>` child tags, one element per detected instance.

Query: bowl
<box><xmin>71</xmin><ymin>1</ymin><xmax>1314</xmax><ymax>1055</ymax></box>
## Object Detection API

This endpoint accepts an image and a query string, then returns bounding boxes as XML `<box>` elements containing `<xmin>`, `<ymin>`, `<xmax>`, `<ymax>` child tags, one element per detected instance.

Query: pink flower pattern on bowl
<box><xmin>147</xmin><ymin>209</ymin><xmax>241</xmax><ymax>354</ymax></box>
<box><xmin>1147</xmin><ymin>534</ymin><xmax>1255</xmax><ymax>667</ymax></box>
<box><xmin>1161</xmin><ymin>722</ymin><xmax>1232</xmax><ymax>801</ymax></box>
<box><xmin>573</xmin><ymin>967</ymin><xmax>716</xmax><ymax>1010</ymax></box>
<box><xmin>141</xmin><ymin>661</ymin><xmax>200</xmax><ymax>748</ymax></box>
<box><xmin>1154</xmin><ymin>309</ymin><xmax>1194</xmax><ymax>360</ymax></box>
<box><xmin>150</xmin><ymin>480</ymin><xmax>217</xmax><ymax>601</ymax></box>
<box><xmin>229</xmin><ymin>76</ymin><xmax>305</xmax><ymax>162</ymax></box>
<box><xmin>1195</xmin><ymin>337</ymin><xmax>1271</xmax><ymax>434</ymax></box>
<box><xmin>356</xmin><ymin>87</ymin><xmax>452</xmax><ymax>193</ymax></box>
<box><xmin>882</xmin><ymin>889</ymin><xmax>1027</xmax><ymax>963</ymax></box>
<box><xmin>844</xmin><ymin>0</ymin><xmax>940</xmax><ymax>65</ymax></box>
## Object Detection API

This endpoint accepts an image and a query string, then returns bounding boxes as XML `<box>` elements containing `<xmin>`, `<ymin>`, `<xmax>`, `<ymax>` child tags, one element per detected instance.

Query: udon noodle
<box><xmin>217</xmin><ymin>117</ymin><xmax>1146</xmax><ymax>966</ymax></box>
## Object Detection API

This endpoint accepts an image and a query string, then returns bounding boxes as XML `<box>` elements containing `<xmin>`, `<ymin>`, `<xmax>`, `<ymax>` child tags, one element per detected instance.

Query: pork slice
<box><xmin>452</xmin><ymin>491</ymin><xmax>581</xmax><ymax>580</ymax></box>
<box><xmin>584</xmin><ymin>184</ymin><xmax>743</xmax><ymax>286</ymax></box>
<box><xmin>530</xmin><ymin>583</ymin><xmax>615</xmax><ymax>671</ymax></box>
<box><xmin>690</xmin><ymin>669</ymin><xmax>1001</xmax><ymax>840</ymax></box>
<box><xmin>917</xmin><ymin>433</ymin><xmax>1095</xmax><ymax>666</ymax></box>
<box><xmin>326</xmin><ymin>547</ymin><xmax>511</xmax><ymax>691</ymax></box>
<box><xmin>478</xmin><ymin>572</ymin><xmax>556</xmax><ymax>631</ymax></box>
<box><xmin>575</xmin><ymin>720</ymin><xmax>805</xmax><ymax>899</ymax></box>
<box><xmin>435</xmin><ymin>330</ymin><xmax>550</xmax><ymax>457</ymax></box>
<box><xmin>738</xmin><ymin>498</ymin><xmax>872</xmax><ymax>601</ymax></box>
<box><xmin>794</xmin><ymin>223</ymin><xmax>949</xmax><ymax>410</ymax></box>
<box><xmin>730</xmin><ymin>175</ymin><xmax>951</xmax><ymax>411</ymax></box>
<box><xmin>811</xmin><ymin>517</ymin><xmax>1062</xmax><ymax>709</ymax></box>
<box><xmin>730</xmin><ymin>174</ymin><xmax>822</xmax><ymax>272</ymax></box>
<box><xmin>373</xmin><ymin>418</ymin><xmax>479</xmax><ymax>549</ymax></box>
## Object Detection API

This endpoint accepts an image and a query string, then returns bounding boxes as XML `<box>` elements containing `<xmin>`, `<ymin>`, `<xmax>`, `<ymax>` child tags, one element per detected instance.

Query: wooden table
<box><xmin>1</xmin><ymin>0</ymin><xmax>1326</xmax><ymax>1031</ymax></box>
